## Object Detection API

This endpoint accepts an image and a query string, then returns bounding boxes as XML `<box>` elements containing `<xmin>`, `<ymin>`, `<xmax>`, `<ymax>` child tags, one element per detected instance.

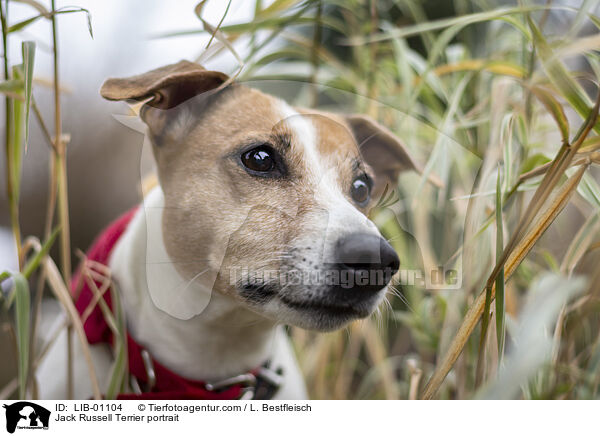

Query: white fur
<box><xmin>37</xmin><ymin>187</ymin><xmax>307</xmax><ymax>399</ymax></box>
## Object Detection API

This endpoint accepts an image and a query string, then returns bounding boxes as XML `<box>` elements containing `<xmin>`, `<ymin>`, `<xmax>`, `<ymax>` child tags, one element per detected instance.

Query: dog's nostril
<box><xmin>336</xmin><ymin>233</ymin><xmax>399</xmax><ymax>272</ymax></box>
<box><xmin>333</xmin><ymin>233</ymin><xmax>400</xmax><ymax>294</ymax></box>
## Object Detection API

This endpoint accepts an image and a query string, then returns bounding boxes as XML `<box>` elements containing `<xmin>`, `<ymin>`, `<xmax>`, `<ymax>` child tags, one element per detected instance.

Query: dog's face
<box><xmin>102</xmin><ymin>61</ymin><xmax>420</xmax><ymax>331</ymax></box>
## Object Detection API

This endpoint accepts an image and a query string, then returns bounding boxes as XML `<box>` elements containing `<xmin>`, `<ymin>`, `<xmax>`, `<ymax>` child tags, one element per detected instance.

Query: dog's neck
<box><xmin>109</xmin><ymin>187</ymin><xmax>278</xmax><ymax>381</ymax></box>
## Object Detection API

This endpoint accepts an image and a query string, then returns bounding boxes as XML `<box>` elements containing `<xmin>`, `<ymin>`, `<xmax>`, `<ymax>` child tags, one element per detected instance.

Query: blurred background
<box><xmin>1</xmin><ymin>0</ymin><xmax>600</xmax><ymax>399</ymax></box>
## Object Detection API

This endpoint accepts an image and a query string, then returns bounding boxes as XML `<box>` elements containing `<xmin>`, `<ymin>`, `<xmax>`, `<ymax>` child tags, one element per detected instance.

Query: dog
<box><xmin>36</xmin><ymin>60</ymin><xmax>422</xmax><ymax>400</ymax></box>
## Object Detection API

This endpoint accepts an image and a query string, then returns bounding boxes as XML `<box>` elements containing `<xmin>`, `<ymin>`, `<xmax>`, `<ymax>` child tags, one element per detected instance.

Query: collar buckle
<box><xmin>205</xmin><ymin>361</ymin><xmax>284</xmax><ymax>400</ymax></box>
<box><xmin>205</xmin><ymin>373</ymin><xmax>257</xmax><ymax>392</ymax></box>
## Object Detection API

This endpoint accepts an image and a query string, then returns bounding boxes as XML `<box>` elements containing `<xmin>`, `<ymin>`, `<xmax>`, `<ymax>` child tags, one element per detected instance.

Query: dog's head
<box><xmin>101</xmin><ymin>61</ymin><xmax>421</xmax><ymax>331</ymax></box>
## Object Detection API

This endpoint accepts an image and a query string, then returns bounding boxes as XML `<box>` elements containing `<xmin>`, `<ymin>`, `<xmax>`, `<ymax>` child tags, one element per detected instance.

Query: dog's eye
<box><xmin>241</xmin><ymin>146</ymin><xmax>275</xmax><ymax>173</ymax></box>
<box><xmin>351</xmin><ymin>175</ymin><xmax>371</xmax><ymax>205</ymax></box>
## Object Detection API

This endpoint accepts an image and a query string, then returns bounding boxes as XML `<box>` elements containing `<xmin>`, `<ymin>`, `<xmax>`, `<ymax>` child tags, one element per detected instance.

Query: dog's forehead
<box><xmin>206</xmin><ymin>86</ymin><xmax>360</xmax><ymax>165</ymax></box>
<box><xmin>273</xmin><ymin>107</ymin><xmax>360</xmax><ymax>187</ymax></box>
<box><xmin>278</xmin><ymin>103</ymin><xmax>360</xmax><ymax>162</ymax></box>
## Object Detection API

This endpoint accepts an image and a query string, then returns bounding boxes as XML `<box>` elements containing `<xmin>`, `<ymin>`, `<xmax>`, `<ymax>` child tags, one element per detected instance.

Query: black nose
<box><xmin>332</xmin><ymin>233</ymin><xmax>400</xmax><ymax>293</ymax></box>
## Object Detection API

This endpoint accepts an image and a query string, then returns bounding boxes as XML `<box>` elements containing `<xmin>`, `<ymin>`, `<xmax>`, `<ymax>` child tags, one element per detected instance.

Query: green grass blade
<box><xmin>495</xmin><ymin>168</ymin><xmax>506</xmax><ymax>359</ymax></box>
<box><xmin>10</xmin><ymin>65</ymin><xmax>24</xmax><ymax>204</ymax></box>
<box><xmin>528</xmin><ymin>85</ymin><xmax>569</xmax><ymax>145</ymax></box>
<box><xmin>22</xmin><ymin>226</ymin><xmax>60</xmax><ymax>279</ymax></box>
<box><xmin>564</xmin><ymin>0</ymin><xmax>596</xmax><ymax>40</ymax></box>
<box><xmin>21</xmin><ymin>41</ymin><xmax>35</xmax><ymax>148</ymax></box>
<box><xmin>577</xmin><ymin>172</ymin><xmax>600</xmax><ymax>210</ymax></box>
<box><xmin>477</xmin><ymin>284</ymin><xmax>493</xmax><ymax>383</ymax></box>
<box><xmin>256</xmin><ymin>0</ymin><xmax>305</xmax><ymax>19</ymax></box>
<box><xmin>0</xmin><ymin>78</ymin><xmax>23</xmax><ymax>94</ymax></box>
<box><xmin>9</xmin><ymin>8</ymin><xmax>93</xmax><ymax>38</ymax></box>
<box><xmin>13</xmin><ymin>272</ymin><xmax>30</xmax><ymax>399</ymax></box>
<box><xmin>105</xmin><ymin>284</ymin><xmax>128</xmax><ymax>399</ymax></box>
<box><xmin>54</xmin><ymin>7</ymin><xmax>93</xmax><ymax>38</ymax></box>
<box><xmin>501</xmin><ymin>114</ymin><xmax>515</xmax><ymax>191</ymax></box>
<box><xmin>589</xmin><ymin>13</ymin><xmax>600</xmax><ymax>30</ymax></box>
<box><xmin>0</xmin><ymin>271</ymin><xmax>10</xmax><ymax>284</ymax></box>
<box><xmin>8</xmin><ymin>15</ymin><xmax>43</xmax><ymax>33</ymax></box>
<box><xmin>520</xmin><ymin>153</ymin><xmax>552</xmax><ymax>174</ymax></box>
<box><xmin>528</xmin><ymin>16</ymin><xmax>600</xmax><ymax>134</ymax></box>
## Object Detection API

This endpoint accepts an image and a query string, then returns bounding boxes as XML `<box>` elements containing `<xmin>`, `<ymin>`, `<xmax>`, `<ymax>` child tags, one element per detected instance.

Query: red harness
<box><xmin>73</xmin><ymin>208</ymin><xmax>279</xmax><ymax>400</ymax></box>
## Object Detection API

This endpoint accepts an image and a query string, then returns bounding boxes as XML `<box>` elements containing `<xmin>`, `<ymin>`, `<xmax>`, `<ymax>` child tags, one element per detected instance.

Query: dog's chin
<box><xmin>262</xmin><ymin>291</ymin><xmax>385</xmax><ymax>332</ymax></box>
<box><xmin>237</xmin><ymin>282</ymin><xmax>387</xmax><ymax>331</ymax></box>
<box><xmin>278</xmin><ymin>300</ymin><xmax>373</xmax><ymax>331</ymax></box>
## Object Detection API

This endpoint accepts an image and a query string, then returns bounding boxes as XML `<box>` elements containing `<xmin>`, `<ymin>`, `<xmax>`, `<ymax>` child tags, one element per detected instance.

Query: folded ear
<box><xmin>100</xmin><ymin>60</ymin><xmax>229</xmax><ymax>108</ymax></box>
<box><xmin>345</xmin><ymin>114</ymin><xmax>439</xmax><ymax>195</ymax></box>
<box><xmin>100</xmin><ymin>60</ymin><xmax>230</xmax><ymax>144</ymax></box>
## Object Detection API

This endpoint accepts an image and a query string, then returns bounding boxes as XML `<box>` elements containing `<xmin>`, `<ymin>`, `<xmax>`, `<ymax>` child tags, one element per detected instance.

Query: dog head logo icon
<box><xmin>3</xmin><ymin>402</ymin><xmax>51</xmax><ymax>433</ymax></box>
